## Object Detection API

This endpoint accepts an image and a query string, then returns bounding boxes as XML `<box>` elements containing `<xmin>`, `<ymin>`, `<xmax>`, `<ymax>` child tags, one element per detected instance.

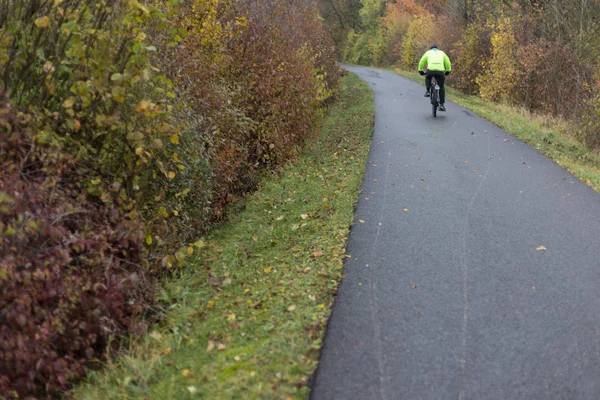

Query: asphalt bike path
<box><xmin>310</xmin><ymin>65</ymin><xmax>600</xmax><ymax>399</ymax></box>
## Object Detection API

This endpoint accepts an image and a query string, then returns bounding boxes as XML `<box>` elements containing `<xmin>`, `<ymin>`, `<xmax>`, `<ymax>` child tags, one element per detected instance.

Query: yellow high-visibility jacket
<box><xmin>418</xmin><ymin>49</ymin><xmax>451</xmax><ymax>72</ymax></box>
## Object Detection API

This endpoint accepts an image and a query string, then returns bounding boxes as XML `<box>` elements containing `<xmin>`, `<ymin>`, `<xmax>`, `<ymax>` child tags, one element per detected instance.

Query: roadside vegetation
<box><xmin>74</xmin><ymin>72</ymin><xmax>374</xmax><ymax>399</ymax></box>
<box><xmin>0</xmin><ymin>0</ymin><xmax>338</xmax><ymax>397</ymax></box>
<box><xmin>318</xmin><ymin>0</ymin><xmax>600</xmax><ymax>191</ymax></box>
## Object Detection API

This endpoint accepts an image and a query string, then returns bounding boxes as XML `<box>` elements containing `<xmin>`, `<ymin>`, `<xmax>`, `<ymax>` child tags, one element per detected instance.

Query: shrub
<box><xmin>451</xmin><ymin>23</ymin><xmax>491</xmax><ymax>93</ymax></box>
<box><xmin>0</xmin><ymin>92</ymin><xmax>152</xmax><ymax>397</ymax></box>
<box><xmin>0</xmin><ymin>0</ymin><xmax>339</xmax><ymax>396</ymax></box>
<box><xmin>476</xmin><ymin>17</ymin><xmax>522</xmax><ymax>103</ymax></box>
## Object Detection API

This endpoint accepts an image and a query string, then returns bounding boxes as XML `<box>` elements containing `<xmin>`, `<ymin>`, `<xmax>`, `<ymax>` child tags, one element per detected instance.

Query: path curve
<box><xmin>310</xmin><ymin>65</ymin><xmax>600</xmax><ymax>400</ymax></box>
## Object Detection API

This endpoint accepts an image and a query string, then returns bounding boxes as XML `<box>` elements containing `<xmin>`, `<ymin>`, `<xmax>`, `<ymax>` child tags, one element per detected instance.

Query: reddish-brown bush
<box><xmin>0</xmin><ymin>95</ymin><xmax>153</xmax><ymax>398</ymax></box>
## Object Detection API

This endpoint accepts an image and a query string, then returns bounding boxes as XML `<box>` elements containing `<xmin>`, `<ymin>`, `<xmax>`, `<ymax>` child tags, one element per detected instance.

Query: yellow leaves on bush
<box><xmin>135</xmin><ymin>100</ymin><xmax>153</xmax><ymax>116</ymax></box>
<box><xmin>402</xmin><ymin>15</ymin><xmax>435</xmax><ymax>69</ymax></box>
<box><xmin>34</xmin><ymin>16</ymin><xmax>50</xmax><ymax>28</ymax></box>
<box><xmin>477</xmin><ymin>18</ymin><xmax>521</xmax><ymax>103</ymax></box>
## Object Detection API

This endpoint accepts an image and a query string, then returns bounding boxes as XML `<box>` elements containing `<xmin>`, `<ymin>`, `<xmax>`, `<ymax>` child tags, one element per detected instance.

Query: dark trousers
<box><xmin>426</xmin><ymin>71</ymin><xmax>446</xmax><ymax>104</ymax></box>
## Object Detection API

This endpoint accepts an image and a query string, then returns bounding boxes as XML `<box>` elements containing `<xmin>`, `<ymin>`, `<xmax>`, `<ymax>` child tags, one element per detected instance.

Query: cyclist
<box><xmin>418</xmin><ymin>44</ymin><xmax>452</xmax><ymax>111</ymax></box>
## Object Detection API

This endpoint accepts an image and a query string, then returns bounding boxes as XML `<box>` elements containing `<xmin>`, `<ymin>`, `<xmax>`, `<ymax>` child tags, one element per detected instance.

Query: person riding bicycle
<box><xmin>418</xmin><ymin>44</ymin><xmax>452</xmax><ymax>112</ymax></box>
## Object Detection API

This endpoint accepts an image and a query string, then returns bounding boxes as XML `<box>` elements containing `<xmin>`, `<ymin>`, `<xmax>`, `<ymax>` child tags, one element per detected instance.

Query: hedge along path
<box><xmin>74</xmin><ymin>72</ymin><xmax>375</xmax><ymax>399</ymax></box>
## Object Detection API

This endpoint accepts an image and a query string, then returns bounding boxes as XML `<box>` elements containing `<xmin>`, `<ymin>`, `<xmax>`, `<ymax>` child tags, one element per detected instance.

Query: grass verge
<box><xmin>73</xmin><ymin>72</ymin><xmax>374</xmax><ymax>399</ymax></box>
<box><xmin>397</xmin><ymin>69</ymin><xmax>600</xmax><ymax>192</ymax></box>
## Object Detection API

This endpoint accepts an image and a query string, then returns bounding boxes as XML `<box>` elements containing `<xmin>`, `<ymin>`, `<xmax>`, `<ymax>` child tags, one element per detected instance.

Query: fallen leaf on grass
<box><xmin>159</xmin><ymin>347</ymin><xmax>172</xmax><ymax>356</ymax></box>
<box><xmin>287</xmin><ymin>304</ymin><xmax>297</xmax><ymax>312</ymax></box>
<box><xmin>276</xmin><ymin>215</ymin><xmax>284</xmax><ymax>221</ymax></box>
<box><xmin>264</xmin><ymin>266</ymin><xmax>273</xmax><ymax>274</ymax></box>
<box><xmin>312</xmin><ymin>251</ymin><xmax>324</xmax><ymax>257</ymax></box>
<box><xmin>182</xmin><ymin>369</ymin><xmax>191</xmax><ymax>377</ymax></box>
<box><xmin>187</xmin><ymin>386</ymin><xmax>198</xmax><ymax>394</ymax></box>
<box><xmin>536</xmin><ymin>246</ymin><xmax>547</xmax><ymax>251</ymax></box>
<box><xmin>300</xmin><ymin>214</ymin><xmax>309</xmax><ymax>220</ymax></box>
<box><xmin>217</xmin><ymin>343</ymin><xmax>227</xmax><ymax>351</ymax></box>
<box><xmin>206</xmin><ymin>340</ymin><xmax>215</xmax><ymax>352</ymax></box>
<box><xmin>208</xmin><ymin>277</ymin><xmax>220</xmax><ymax>287</ymax></box>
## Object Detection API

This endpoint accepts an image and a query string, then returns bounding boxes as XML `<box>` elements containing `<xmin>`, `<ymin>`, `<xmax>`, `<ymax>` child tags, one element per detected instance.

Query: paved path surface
<box><xmin>310</xmin><ymin>66</ymin><xmax>600</xmax><ymax>400</ymax></box>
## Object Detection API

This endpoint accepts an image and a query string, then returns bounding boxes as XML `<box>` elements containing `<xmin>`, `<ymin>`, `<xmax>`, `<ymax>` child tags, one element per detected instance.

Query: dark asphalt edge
<box><xmin>307</xmin><ymin>70</ymin><xmax>376</xmax><ymax>399</ymax></box>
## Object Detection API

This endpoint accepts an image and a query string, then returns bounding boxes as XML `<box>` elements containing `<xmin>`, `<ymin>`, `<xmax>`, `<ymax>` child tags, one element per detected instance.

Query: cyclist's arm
<box><xmin>444</xmin><ymin>54</ymin><xmax>452</xmax><ymax>72</ymax></box>
<box><xmin>418</xmin><ymin>54</ymin><xmax>428</xmax><ymax>72</ymax></box>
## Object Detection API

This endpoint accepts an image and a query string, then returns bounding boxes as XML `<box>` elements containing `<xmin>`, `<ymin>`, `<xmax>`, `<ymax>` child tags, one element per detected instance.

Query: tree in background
<box><xmin>401</xmin><ymin>15</ymin><xmax>435</xmax><ymax>69</ymax></box>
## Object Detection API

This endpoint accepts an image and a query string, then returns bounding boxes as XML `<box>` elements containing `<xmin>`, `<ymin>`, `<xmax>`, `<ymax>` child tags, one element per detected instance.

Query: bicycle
<box><xmin>429</xmin><ymin>76</ymin><xmax>441</xmax><ymax>117</ymax></box>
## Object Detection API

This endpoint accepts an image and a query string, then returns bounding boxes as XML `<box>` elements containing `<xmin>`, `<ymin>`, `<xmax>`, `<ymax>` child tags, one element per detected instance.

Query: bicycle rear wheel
<box><xmin>431</xmin><ymin>86</ymin><xmax>437</xmax><ymax>117</ymax></box>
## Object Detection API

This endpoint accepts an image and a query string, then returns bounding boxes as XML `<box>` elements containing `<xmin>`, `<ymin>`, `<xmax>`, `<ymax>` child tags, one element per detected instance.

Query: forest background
<box><xmin>320</xmin><ymin>0</ymin><xmax>600</xmax><ymax>147</ymax></box>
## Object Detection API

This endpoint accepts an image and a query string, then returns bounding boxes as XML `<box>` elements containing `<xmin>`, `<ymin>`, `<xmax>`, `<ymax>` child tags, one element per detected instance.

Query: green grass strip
<box><xmin>74</xmin><ymin>72</ymin><xmax>374</xmax><ymax>400</ymax></box>
<box><xmin>396</xmin><ymin>69</ymin><xmax>600</xmax><ymax>192</ymax></box>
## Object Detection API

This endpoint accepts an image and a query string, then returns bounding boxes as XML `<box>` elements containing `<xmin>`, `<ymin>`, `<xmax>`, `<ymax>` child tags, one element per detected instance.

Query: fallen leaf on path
<box><xmin>536</xmin><ymin>246</ymin><xmax>547</xmax><ymax>251</ymax></box>
<box><xmin>403</xmin><ymin>208</ymin><xmax>409</xmax><ymax>213</ymax></box>
<box><xmin>359</xmin><ymin>220</ymin><xmax>365</xmax><ymax>223</ymax></box>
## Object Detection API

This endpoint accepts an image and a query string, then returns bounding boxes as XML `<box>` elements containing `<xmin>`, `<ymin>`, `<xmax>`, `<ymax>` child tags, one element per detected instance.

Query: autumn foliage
<box><xmin>322</xmin><ymin>0</ymin><xmax>600</xmax><ymax>148</ymax></box>
<box><xmin>0</xmin><ymin>0</ymin><xmax>337</xmax><ymax>397</ymax></box>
